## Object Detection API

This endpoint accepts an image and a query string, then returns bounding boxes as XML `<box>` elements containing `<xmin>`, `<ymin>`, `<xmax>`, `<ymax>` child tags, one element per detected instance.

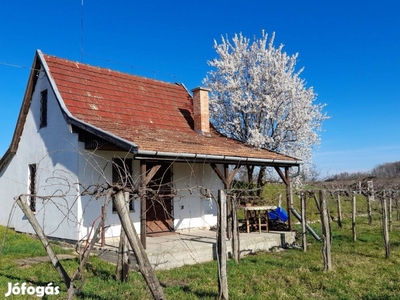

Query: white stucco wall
<box><xmin>173</xmin><ymin>162</ymin><xmax>220</xmax><ymax>231</ymax></box>
<box><xmin>77</xmin><ymin>151</ymin><xmax>141</xmax><ymax>240</ymax></box>
<box><xmin>78</xmin><ymin>157</ymin><xmax>221</xmax><ymax>240</ymax></box>
<box><xmin>0</xmin><ymin>68</ymin><xmax>81</xmax><ymax>240</ymax></box>
<box><xmin>0</xmin><ymin>68</ymin><xmax>222</xmax><ymax>242</ymax></box>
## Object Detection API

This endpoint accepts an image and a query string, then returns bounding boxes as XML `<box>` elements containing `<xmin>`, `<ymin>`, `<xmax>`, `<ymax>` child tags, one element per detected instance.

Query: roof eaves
<box><xmin>0</xmin><ymin>149</ymin><xmax>15</xmax><ymax>173</ymax></box>
<box><xmin>135</xmin><ymin>149</ymin><xmax>302</xmax><ymax>167</ymax></box>
<box><xmin>0</xmin><ymin>52</ymin><xmax>42</xmax><ymax>173</ymax></box>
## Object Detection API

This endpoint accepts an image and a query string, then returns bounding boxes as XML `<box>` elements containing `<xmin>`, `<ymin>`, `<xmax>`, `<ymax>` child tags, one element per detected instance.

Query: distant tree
<box><xmin>203</xmin><ymin>31</ymin><xmax>327</xmax><ymax>186</ymax></box>
<box><xmin>325</xmin><ymin>161</ymin><xmax>400</xmax><ymax>182</ymax></box>
<box><xmin>371</xmin><ymin>161</ymin><xmax>400</xmax><ymax>179</ymax></box>
<box><xmin>325</xmin><ymin>171</ymin><xmax>370</xmax><ymax>182</ymax></box>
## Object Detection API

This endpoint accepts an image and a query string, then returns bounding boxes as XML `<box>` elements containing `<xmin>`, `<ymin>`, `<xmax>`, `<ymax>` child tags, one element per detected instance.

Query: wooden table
<box><xmin>240</xmin><ymin>206</ymin><xmax>277</xmax><ymax>233</ymax></box>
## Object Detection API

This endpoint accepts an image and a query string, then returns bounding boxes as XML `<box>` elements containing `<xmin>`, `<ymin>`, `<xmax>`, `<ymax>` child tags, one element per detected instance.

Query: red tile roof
<box><xmin>43</xmin><ymin>54</ymin><xmax>300</xmax><ymax>165</ymax></box>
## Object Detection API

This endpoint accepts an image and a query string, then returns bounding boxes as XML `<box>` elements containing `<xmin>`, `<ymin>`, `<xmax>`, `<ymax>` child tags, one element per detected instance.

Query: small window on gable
<box><xmin>28</xmin><ymin>164</ymin><xmax>37</xmax><ymax>212</ymax></box>
<box><xmin>39</xmin><ymin>90</ymin><xmax>48</xmax><ymax>128</ymax></box>
<box><xmin>112</xmin><ymin>158</ymin><xmax>135</xmax><ymax>212</ymax></box>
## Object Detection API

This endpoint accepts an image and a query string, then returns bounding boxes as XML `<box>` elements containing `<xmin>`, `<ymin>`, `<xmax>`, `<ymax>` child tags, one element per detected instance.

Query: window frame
<box><xmin>39</xmin><ymin>89</ymin><xmax>48</xmax><ymax>128</ymax></box>
<box><xmin>28</xmin><ymin>164</ymin><xmax>37</xmax><ymax>212</ymax></box>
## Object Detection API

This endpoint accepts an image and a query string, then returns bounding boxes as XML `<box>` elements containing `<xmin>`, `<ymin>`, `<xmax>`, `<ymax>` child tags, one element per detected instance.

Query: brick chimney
<box><xmin>191</xmin><ymin>87</ymin><xmax>211</xmax><ymax>135</ymax></box>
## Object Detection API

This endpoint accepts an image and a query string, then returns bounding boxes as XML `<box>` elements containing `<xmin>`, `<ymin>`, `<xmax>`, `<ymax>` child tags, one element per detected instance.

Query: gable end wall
<box><xmin>0</xmin><ymin>69</ymin><xmax>81</xmax><ymax>240</ymax></box>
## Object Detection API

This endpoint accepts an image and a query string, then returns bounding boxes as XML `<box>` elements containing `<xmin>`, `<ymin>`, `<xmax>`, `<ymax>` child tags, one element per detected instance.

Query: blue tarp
<box><xmin>268</xmin><ymin>207</ymin><xmax>288</xmax><ymax>222</ymax></box>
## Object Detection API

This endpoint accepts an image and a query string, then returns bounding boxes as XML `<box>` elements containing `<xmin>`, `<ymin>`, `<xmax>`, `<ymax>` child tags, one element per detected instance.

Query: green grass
<box><xmin>1</xmin><ymin>204</ymin><xmax>400</xmax><ymax>299</ymax></box>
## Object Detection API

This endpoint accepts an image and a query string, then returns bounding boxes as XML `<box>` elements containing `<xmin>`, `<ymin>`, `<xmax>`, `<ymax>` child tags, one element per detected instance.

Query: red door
<box><xmin>146</xmin><ymin>162</ymin><xmax>173</xmax><ymax>234</ymax></box>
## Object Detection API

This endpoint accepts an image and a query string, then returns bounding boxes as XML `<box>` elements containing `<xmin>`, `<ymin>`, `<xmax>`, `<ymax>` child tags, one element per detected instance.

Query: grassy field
<box><xmin>1</xmin><ymin>194</ymin><xmax>400</xmax><ymax>299</ymax></box>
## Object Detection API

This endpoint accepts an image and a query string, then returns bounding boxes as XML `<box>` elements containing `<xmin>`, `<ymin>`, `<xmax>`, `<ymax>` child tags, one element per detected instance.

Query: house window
<box><xmin>112</xmin><ymin>158</ymin><xmax>134</xmax><ymax>212</ymax></box>
<box><xmin>39</xmin><ymin>90</ymin><xmax>48</xmax><ymax>128</ymax></box>
<box><xmin>28</xmin><ymin>164</ymin><xmax>37</xmax><ymax>212</ymax></box>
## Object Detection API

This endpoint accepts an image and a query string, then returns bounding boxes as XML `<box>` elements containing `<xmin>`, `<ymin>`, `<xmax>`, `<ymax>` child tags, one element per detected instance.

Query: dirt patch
<box><xmin>15</xmin><ymin>254</ymin><xmax>77</xmax><ymax>268</ymax></box>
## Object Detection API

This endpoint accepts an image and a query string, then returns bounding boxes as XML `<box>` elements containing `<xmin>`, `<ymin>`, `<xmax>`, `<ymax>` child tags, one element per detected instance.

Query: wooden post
<box><xmin>352</xmin><ymin>192</ymin><xmax>357</xmax><ymax>242</ymax></box>
<box><xmin>231</xmin><ymin>194</ymin><xmax>240</xmax><ymax>263</ymax></box>
<box><xmin>14</xmin><ymin>196</ymin><xmax>72</xmax><ymax>288</ymax></box>
<box><xmin>140</xmin><ymin>161</ymin><xmax>147</xmax><ymax>249</ymax></box>
<box><xmin>68</xmin><ymin>190</ymin><xmax>113</xmax><ymax>299</ymax></box>
<box><xmin>68</xmin><ymin>213</ymin><xmax>106</xmax><ymax>299</ymax></box>
<box><xmin>381</xmin><ymin>193</ymin><xmax>390</xmax><ymax>259</ymax></box>
<box><xmin>224</xmin><ymin>164</ymin><xmax>232</xmax><ymax>240</ymax></box>
<box><xmin>226</xmin><ymin>196</ymin><xmax>232</xmax><ymax>240</ymax></box>
<box><xmin>285</xmin><ymin>167</ymin><xmax>292</xmax><ymax>231</ymax></box>
<box><xmin>313</xmin><ymin>193</ymin><xmax>321</xmax><ymax>212</ymax></box>
<box><xmin>336</xmin><ymin>194</ymin><xmax>342</xmax><ymax>228</ymax></box>
<box><xmin>273</xmin><ymin>166</ymin><xmax>292</xmax><ymax>230</ymax></box>
<box><xmin>116</xmin><ymin>228</ymin><xmax>130</xmax><ymax>282</ymax></box>
<box><xmin>367</xmin><ymin>194</ymin><xmax>373</xmax><ymax>225</ymax></box>
<box><xmin>217</xmin><ymin>190</ymin><xmax>229</xmax><ymax>300</ymax></box>
<box><xmin>101</xmin><ymin>205</ymin><xmax>106</xmax><ymax>247</ymax></box>
<box><xmin>301</xmin><ymin>192</ymin><xmax>307</xmax><ymax>252</ymax></box>
<box><xmin>116</xmin><ymin>193</ymin><xmax>131</xmax><ymax>282</ymax></box>
<box><xmin>319</xmin><ymin>190</ymin><xmax>332</xmax><ymax>271</ymax></box>
<box><xmin>389</xmin><ymin>197</ymin><xmax>393</xmax><ymax>232</ymax></box>
<box><xmin>113</xmin><ymin>191</ymin><xmax>165</xmax><ymax>300</ymax></box>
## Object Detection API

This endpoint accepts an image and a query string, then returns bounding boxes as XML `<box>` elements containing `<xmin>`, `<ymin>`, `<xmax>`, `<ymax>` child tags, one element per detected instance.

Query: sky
<box><xmin>1</xmin><ymin>0</ymin><xmax>399</xmax><ymax>178</ymax></box>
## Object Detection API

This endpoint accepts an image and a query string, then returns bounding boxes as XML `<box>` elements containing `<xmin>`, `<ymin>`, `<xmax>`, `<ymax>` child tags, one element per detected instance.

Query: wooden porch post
<box><xmin>285</xmin><ymin>167</ymin><xmax>292</xmax><ymax>231</ymax></box>
<box><xmin>211</xmin><ymin>163</ymin><xmax>240</xmax><ymax>263</ymax></box>
<box><xmin>224</xmin><ymin>164</ymin><xmax>232</xmax><ymax>239</ymax></box>
<box><xmin>274</xmin><ymin>166</ymin><xmax>293</xmax><ymax>231</ymax></box>
<box><xmin>140</xmin><ymin>160</ymin><xmax>147</xmax><ymax>249</ymax></box>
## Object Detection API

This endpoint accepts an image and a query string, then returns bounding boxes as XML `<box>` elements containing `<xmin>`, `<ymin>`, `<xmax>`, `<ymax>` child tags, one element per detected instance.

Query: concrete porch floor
<box><xmin>91</xmin><ymin>229</ymin><xmax>297</xmax><ymax>270</ymax></box>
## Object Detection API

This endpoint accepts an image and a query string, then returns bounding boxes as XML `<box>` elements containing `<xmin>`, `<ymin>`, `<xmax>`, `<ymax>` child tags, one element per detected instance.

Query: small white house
<box><xmin>0</xmin><ymin>50</ymin><xmax>301</xmax><ymax>243</ymax></box>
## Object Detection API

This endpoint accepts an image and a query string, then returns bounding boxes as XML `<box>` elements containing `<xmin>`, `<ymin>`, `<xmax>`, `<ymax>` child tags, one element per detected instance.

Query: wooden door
<box><xmin>146</xmin><ymin>162</ymin><xmax>173</xmax><ymax>234</ymax></box>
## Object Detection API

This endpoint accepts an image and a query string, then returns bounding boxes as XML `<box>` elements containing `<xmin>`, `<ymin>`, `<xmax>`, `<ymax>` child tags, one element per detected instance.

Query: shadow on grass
<box><xmin>0</xmin><ymin>269</ymin><xmax>60</xmax><ymax>289</ymax></box>
<box><xmin>389</xmin><ymin>241</ymin><xmax>400</xmax><ymax>248</ymax></box>
<box><xmin>170</xmin><ymin>284</ymin><xmax>218</xmax><ymax>299</ymax></box>
<box><xmin>77</xmin><ymin>291</ymin><xmax>116</xmax><ymax>300</ymax></box>
<box><xmin>361</xmin><ymin>295</ymin><xmax>394</xmax><ymax>300</ymax></box>
<box><xmin>84</xmin><ymin>261</ymin><xmax>114</xmax><ymax>281</ymax></box>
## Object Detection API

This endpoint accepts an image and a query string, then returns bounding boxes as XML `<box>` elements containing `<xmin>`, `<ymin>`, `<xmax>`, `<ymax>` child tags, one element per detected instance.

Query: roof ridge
<box><xmin>42</xmin><ymin>52</ymin><xmax>185</xmax><ymax>88</ymax></box>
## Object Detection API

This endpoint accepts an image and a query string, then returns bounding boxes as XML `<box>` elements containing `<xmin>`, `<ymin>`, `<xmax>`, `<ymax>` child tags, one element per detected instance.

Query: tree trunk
<box><xmin>113</xmin><ymin>191</ymin><xmax>165</xmax><ymax>300</ymax></box>
<box><xmin>246</xmin><ymin>165</ymin><xmax>254</xmax><ymax>185</ymax></box>
<box><xmin>256</xmin><ymin>166</ymin><xmax>266</xmax><ymax>196</ymax></box>
<box><xmin>226</xmin><ymin>195</ymin><xmax>232</xmax><ymax>240</ymax></box>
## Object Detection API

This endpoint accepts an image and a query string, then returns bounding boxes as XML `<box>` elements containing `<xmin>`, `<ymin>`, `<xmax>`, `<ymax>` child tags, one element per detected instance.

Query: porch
<box><xmin>91</xmin><ymin>229</ymin><xmax>297</xmax><ymax>270</ymax></box>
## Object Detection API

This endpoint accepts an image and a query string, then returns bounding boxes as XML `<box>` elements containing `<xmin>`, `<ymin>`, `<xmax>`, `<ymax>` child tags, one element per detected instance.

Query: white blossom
<box><xmin>203</xmin><ymin>31</ymin><xmax>328</xmax><ymax>179</ymax></box>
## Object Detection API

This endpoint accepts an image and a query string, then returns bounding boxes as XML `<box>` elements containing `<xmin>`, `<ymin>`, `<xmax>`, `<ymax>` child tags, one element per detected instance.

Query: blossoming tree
<box><xmin>203</xmin><ymin>31</ymin><xmax>327</xmax><ymax>185</ymax></box>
